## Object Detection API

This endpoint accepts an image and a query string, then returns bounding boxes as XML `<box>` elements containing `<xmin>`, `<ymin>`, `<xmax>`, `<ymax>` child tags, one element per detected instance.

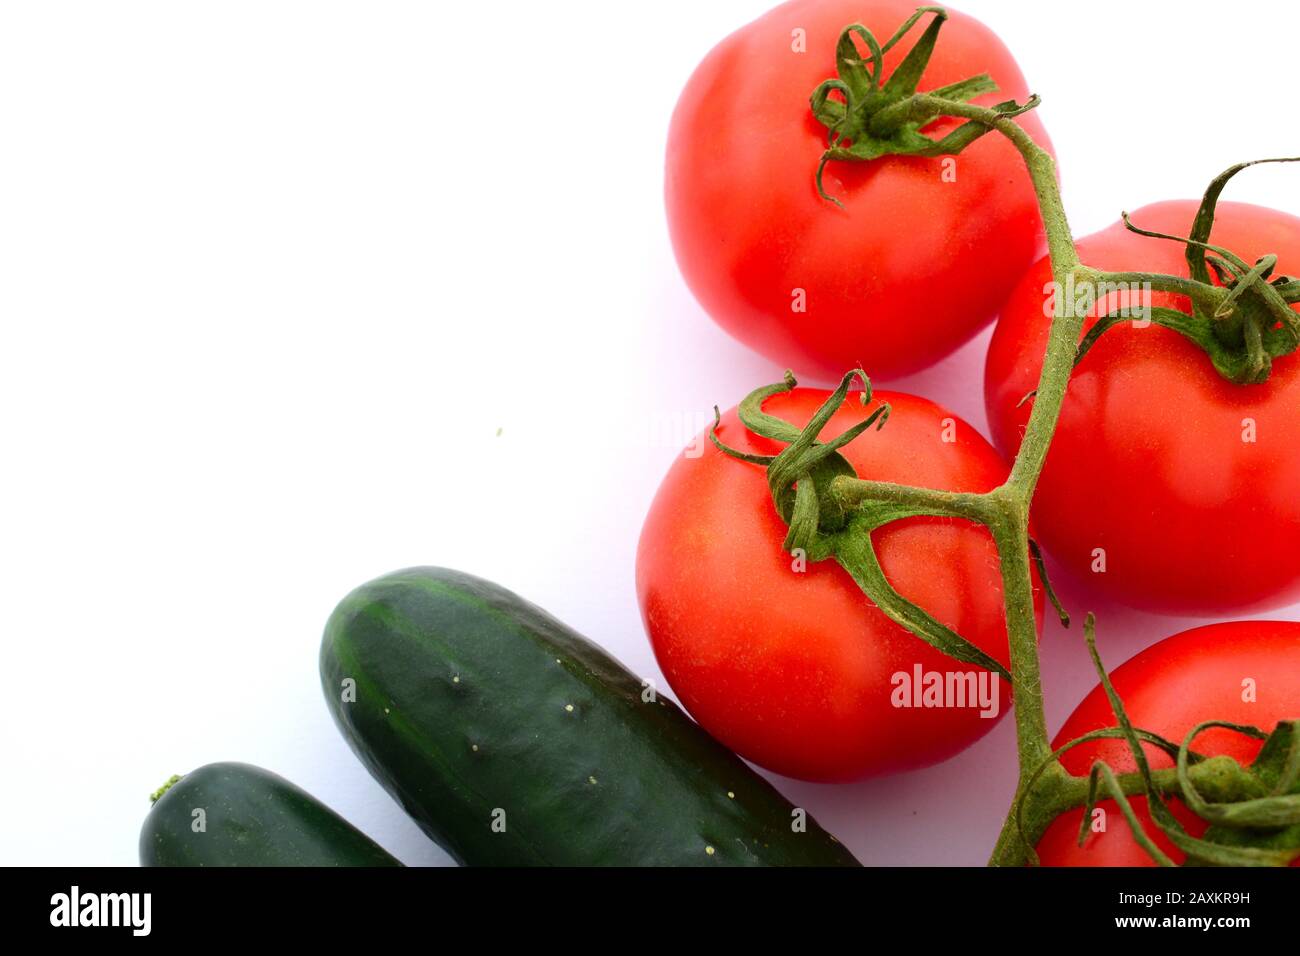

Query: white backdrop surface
<box><xmin>2</xmin><ymin>0</ymin><xmax>1297</xmax><ymax>865</ymax></box>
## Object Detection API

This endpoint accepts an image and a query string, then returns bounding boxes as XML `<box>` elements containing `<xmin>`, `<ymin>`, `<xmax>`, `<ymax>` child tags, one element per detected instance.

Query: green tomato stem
<box><xmin>828</xmin><ymin>93</ymin><xmax>1087</xmax><ymax>863</ymax></box>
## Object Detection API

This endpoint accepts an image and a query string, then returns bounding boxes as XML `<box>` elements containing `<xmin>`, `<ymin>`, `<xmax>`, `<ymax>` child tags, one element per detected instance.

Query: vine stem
<box><xmin>832</xmin><ymin>93</ymin><xmax>1100</xmax><ymax>865</ymax></box>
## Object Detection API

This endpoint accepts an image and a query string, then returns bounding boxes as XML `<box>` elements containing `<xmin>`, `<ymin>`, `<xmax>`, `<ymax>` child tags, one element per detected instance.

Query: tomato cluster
<box><xmin>640</xmin><ymin>0</ymin><xmax>1300</xmax><ymax>867</ymax></box>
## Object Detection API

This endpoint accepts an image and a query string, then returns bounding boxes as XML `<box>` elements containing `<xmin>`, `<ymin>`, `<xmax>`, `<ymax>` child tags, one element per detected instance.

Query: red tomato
<box><xmin>666</xmin><ymin>0</ymin><xmax>1053</xmax><ymax>379</ymax></box>
<box><xmin>1036</xmin><ymin>621</ymin><xmax>1300</xmax><ymax>866</ymax></box>
<box><xmin>636</xmin><ymin>387</ymin><xmax>1041</xmax><ymax>781</ymax></box>
<box><xmin>986</xmin><ymin>201</ymin><xmax>1300</xmax><ymax>613</ymax></box>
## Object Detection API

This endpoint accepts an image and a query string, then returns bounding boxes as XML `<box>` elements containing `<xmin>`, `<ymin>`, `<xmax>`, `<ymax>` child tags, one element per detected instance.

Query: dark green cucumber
<box><xmin>139</xmin><ymin>762</ymin><xmax>402</xmax><ymax>867</ymax></box>
<box><xmin>320</xmin><ymin>566</ymin><xmax>860</xmax><ymax>866</ymax></box>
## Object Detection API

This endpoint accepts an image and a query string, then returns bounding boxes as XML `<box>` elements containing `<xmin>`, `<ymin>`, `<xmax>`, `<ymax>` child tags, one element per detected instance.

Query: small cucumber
<box><xmin>320</xmin><ymin>567</ymin><xmax>860</xmax><ymax>866</ymax></box>
<box><xmin>139</xmin><ymin>761</ymin><xmax>402</xmax><ymax>866</ymax></box>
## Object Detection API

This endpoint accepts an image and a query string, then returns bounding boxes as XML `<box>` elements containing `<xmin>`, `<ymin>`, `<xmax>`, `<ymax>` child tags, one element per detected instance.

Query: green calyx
<box><xmin>710</xmin><ymin>370</ymin><xmax>1013</xmax><ymax>681</ymax></box>
<box><xmin>1072</xmin><ymin>158</ymin><xmax>1300</xmax><ymax>386</ymax></box>
<box><xmin>809</xmin><ymin>6</ymin><xmax>1040</xmax><ymax>207</ymax></box>
<box><xmin>711</xmin><ymin>369</ymin><xmax>887</xmax><ymax>554</ymax></box>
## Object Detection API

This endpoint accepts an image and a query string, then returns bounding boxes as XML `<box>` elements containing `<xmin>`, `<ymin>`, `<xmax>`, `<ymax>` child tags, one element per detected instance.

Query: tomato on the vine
<box><xmin>666</xmin><ymin>0</ymin><xmax>1053</xmax><ymax>379</ymax></box>
<box><xmin>1036</xmin><ymin>621</ymin><xmax>1300</xmax><ymax>866</ymax></box>
<box><xmin>636</xmin><ymin>387</ymin><xmax>1042</xmax><ymax>782</ymax></box>
<box><xmin>985</xmin><ymin>201</ymin><xmax>1300</xmax><ymax>613</ymax></box>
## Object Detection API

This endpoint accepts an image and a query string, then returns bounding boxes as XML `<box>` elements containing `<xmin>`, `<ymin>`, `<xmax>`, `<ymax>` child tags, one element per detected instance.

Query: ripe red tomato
<box><xmin>666</xmin><ymin>0</ymin><xmax>1053</xmax><ymax>379</ymax></box>
<box><xmin>985</xmin><ymin>201</ymin><xmax>1300</xmax><ymax>613</ymax></box>
<box><xmin>1036</xmin><ymin>621</ymin><xmax>1300</xmax><ymax>866</ymax></box>
<box><xmin>636</xmin><ymin>387</ymin><xmax>1041</xmax><ymax>781</ymax></box>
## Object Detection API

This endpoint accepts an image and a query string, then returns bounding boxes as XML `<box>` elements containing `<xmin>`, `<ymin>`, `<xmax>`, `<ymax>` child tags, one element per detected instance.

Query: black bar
<box><xmin>12</xmin><ymin>865</ymin><xmax>1290</xmax><ymax>940</ymax></box>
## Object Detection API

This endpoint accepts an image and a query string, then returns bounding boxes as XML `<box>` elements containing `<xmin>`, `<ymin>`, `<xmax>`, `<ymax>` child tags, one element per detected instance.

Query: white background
<box><xmin>2</xmin><ymin>0</ymin><xmax>1298</xmax><ymax>866</ymax></box>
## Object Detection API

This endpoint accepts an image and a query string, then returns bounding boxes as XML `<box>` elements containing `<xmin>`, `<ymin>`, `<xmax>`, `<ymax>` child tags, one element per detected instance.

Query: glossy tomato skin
<box><xmin>986</xmin><ymin>201</ymin><xmax>1300</xmax><ymax>614</ymax></box>
<box><xmin>1036</xmin><ymin>622</ymin><xmax>1300</xmax><ymax>866</ymax></box>
<box><xmin>666</xmin><ymin>0</ymin><xmax>1053</xmax><ymax>380</ymax></box>
<box><xmin>636</xmin><ymin>388</ymin><xmax>1042</xmax><ymax>782</ymax></box>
